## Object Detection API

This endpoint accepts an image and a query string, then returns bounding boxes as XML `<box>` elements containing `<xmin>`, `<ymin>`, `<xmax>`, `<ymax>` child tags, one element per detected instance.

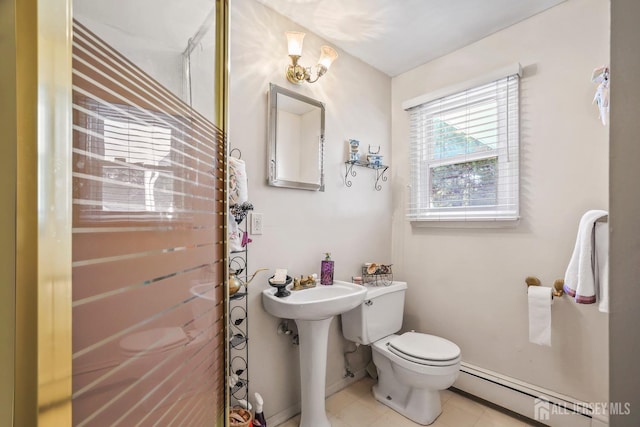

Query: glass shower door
<box><xmin>71</xmin><ymin>1</ymin><xmax>227</xmax><ymax>424</ymax></box>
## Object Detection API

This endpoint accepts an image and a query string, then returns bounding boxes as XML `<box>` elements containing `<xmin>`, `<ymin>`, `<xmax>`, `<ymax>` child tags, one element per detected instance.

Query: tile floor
<box><xmin>275</xmin><ymin>377</ymin><xmax>537</xmax><ymax>427</ymax></box>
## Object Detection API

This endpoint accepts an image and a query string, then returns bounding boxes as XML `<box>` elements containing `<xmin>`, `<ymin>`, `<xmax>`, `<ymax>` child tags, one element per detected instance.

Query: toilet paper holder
<box><xmin>525</xmin><ymin>276</ymin><xmax>564</xmax><ymax>298</ymax></box>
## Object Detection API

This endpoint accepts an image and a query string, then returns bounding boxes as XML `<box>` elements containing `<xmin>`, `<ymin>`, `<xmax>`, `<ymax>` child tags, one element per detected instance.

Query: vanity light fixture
<box><xmin>285</xmin><ymin>31</ymin><xmax>338</xmax><ymax>85</ymax></box>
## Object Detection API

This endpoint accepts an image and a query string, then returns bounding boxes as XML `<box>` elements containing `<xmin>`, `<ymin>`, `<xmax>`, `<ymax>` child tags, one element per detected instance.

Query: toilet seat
<box><xmin>120</xmin><ymin>327</ymin><xmax>189</xmax><ymax>357</ymax></box>
<box><xmin>387</xmin><ymin>332</ymin><xmax>460</xmax><ymax>367</ymax></box>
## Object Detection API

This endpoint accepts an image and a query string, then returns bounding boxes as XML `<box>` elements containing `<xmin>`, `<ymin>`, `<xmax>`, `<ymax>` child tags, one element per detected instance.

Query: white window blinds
<box><xmin>406</xmin><ymin>72</ymin><xmax>520</xmax><ymax>222</ymax></box>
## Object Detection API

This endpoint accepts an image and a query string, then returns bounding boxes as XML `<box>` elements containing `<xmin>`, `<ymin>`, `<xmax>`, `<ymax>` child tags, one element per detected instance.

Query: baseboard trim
<box><xmin>455</xmin><ymin>362</ymin><xmax>608</xmax><ymax>427</ymax></box>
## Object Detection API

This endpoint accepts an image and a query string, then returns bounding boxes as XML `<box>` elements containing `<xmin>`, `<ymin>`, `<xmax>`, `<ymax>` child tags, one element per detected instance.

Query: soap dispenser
<box><xmin>321</xmin><ymin>253</ymin><xmax>334</xmax><ymax>286</ymax></box>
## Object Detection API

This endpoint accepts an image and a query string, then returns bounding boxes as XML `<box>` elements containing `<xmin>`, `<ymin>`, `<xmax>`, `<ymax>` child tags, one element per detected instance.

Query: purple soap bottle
<box><xmin>321</xmin><ymin>253</ymin><xmax>334</xmax><ymax>286</ymax></box>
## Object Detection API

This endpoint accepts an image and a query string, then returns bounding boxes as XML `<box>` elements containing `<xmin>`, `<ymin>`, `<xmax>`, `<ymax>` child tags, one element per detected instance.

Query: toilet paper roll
<box><xmin>528</xmin><ymin>286</ymin><xmax>552</xmax><ymax>346</ymax></box>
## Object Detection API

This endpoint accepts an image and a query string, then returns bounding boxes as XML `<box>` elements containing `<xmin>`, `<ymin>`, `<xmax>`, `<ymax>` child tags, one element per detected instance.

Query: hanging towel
<box><xmin>563</xmin><ymin>210</ymin><xmax>608</xmax><ymax>304</ymax></box>
<box><xmin>228</xmin><ymin>211</ymin><xmax>243</xmax><ymax>253</ymax></box>
<box><xmin>595</xmin><ymin>220</ymin><xmax>609</xmax><ymax>312</ymax></box>
<box><xmin>229</xmin><ymin>157</ymin><xmax>248</xmax><ymax>206</ymax></box>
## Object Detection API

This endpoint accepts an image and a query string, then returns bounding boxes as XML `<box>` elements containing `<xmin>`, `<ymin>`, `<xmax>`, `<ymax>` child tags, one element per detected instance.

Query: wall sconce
<box><xmin>285</xmin><ymin>31</ymin><xmax>338</xmax><ymax>85</ymax></box>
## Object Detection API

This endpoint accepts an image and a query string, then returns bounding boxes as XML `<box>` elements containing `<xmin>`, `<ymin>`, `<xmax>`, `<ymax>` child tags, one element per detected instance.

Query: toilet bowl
<box><xmin>341</xmin><ymin>281</ymin><xmax>461</xmax><ymax>425</ymax></box>
<box><xmin>372</xmin><ymin>333</ymin><xmax>460</xmax><ymax>424</ymax></box>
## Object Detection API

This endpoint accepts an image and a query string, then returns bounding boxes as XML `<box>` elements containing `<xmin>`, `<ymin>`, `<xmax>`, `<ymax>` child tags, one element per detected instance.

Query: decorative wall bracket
<box><xmin>344</xmin><ymin>160</ymin><xmax>389</xmax><ymax>191</ymax></box>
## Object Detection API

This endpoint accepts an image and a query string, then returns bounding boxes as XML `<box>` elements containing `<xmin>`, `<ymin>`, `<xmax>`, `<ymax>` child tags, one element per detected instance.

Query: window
<box><xmin>73</xmin><ymin>98</ymin><xmax>192</xmax><ymax>222</ymax></box>
<box><xmin>101</xmin><ymin>119</ymin><xmax>174</xmax><ymax>213</ymax></box>
<box><xmin>406</xmin><ymin>69</ymin><xmax>520</xmax><ymax>222</ymax></box>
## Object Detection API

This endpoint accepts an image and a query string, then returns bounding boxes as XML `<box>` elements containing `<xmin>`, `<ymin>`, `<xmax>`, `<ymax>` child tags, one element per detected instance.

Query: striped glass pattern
<box><xmin>71</xmin><ymin>21</ymin><xmax>225</xmax><ymax>426</ymax></box>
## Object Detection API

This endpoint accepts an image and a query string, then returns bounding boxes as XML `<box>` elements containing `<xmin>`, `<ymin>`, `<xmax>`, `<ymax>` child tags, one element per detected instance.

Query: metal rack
<box><xmin>344</xmin><ymin>160</ymin><xmax>389</xmax><ymax>191</ymax></box>
<box><xmin>229</xmin><ymin>148</ymin><xmax>249</xmax><ymax>404</ymax></box>
<box><xmin>361</xmin><ymin>265</ymin><xmax>393</xmax><ymax>286</ymax></box>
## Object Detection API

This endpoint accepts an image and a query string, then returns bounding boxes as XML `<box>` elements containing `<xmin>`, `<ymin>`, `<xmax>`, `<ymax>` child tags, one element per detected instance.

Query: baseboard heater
<box><xmin>455</xmin><ymin>362</ymin><xmax>608</xmax><ymax>427</ymax></box>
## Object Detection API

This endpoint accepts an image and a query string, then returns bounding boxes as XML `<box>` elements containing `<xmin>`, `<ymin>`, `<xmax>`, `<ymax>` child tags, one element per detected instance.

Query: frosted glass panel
<box><xmin>71</xmin><ymin>18</ymin><xmax>225</xmax><ymax>426</ymax></box>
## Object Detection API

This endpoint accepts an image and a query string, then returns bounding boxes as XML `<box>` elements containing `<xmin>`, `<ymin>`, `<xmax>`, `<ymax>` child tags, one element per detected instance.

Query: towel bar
<box><xmin>525</xmin><ymin>276</ymin><xmax>564</xmax><ymax>298</ymax></box>
<box><xmin>596</xmin><ymin>215</ymin><xmax>608</xmax><ymax>223</ymax></box>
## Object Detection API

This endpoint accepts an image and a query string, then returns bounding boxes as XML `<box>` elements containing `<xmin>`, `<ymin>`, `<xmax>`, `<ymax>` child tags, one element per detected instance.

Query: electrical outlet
<box><xmin>251</xmin><ymin>212</ymin><xmax>263</xmax><ymax>235</ymax></box>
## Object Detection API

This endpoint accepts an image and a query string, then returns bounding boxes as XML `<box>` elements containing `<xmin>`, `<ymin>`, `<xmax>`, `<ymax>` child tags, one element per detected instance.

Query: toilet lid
<box><xmin>120</xmin><ymin>327</ymin><xmax>189</xmax><ymax>354</ymax></box>
<box><xmin>388</xmin><ymin>332</ymin><xmax>460</xmax><ymax>366</ymax></box>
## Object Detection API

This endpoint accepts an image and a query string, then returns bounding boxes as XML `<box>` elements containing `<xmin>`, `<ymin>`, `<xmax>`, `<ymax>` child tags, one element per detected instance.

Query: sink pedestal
<box><xmin>296</xmin><ymin>317</ymin><xmax>332</xmax><ymax>427</ymax></box>
<box><xmin>261</xmin><ymin>281</ymin><xmax>366</xmax><ymax>427</ymax></box>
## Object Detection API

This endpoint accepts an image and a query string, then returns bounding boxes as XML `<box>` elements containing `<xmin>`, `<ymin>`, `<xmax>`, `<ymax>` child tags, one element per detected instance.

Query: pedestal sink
<box><xmin>262</xmin><ymin>280</ymin><xmax>366</xmax><ymax>427</ymax></box>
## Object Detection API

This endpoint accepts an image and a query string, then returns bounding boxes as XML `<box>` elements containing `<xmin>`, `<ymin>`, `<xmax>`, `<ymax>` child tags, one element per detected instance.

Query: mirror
<box><xmin>268</xmin><ymin>83</ymin><xmax>325</xmax><ymax>191</ymax></box>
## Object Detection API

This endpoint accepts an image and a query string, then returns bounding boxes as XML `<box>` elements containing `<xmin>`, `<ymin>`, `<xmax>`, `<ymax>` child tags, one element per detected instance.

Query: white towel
<box><xmin>229</xmin><ymin>157</ymin><xmax>248</xmax><ymax>206</ymax></box>
<box><xmin>563</xmin><ymin>210</ymin><xmax>608</xmax><ymax>304</ymax></box>
<box><xmin>228</xmin><ymin>211</ymin><xmax>243</xmax><ymax>252</ymax></box>
<box><xmin>595</xmin><ymin>221</ymin><xmax>609</xmax><ymax>312</ymax></box>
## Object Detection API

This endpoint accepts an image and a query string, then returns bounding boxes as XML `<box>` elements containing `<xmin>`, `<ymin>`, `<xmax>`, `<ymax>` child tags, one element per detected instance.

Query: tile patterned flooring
<box><xmin>275</xmin><ymin>377</ymin><xmax>536</xmax><ymax>427</ymax></box>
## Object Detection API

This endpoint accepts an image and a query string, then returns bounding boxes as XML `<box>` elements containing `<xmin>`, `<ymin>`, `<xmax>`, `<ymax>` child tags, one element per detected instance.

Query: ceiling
<box><xmin>74</xmin><ymin>0</ymin><xmax>567</xmax><ymax>77</ymax></box>
<box><xmin>255</xmin><ymin>0</ymin><xmax>566</xmax><ymax>76</ymax></box>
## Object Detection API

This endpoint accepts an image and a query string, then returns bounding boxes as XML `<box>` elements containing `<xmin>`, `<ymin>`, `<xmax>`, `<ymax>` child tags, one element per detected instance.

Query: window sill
<box><xmin>410</xmin><ymin>217</ymin><xmax>520</xmax><ymax>229</ymax></box>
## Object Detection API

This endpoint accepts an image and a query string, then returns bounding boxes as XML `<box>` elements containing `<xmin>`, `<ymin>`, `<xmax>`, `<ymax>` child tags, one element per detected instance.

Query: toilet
<box><xmin>341</xmin><ymin>281</ymin><xmax>461</xmax><ymax>425</ymax></box>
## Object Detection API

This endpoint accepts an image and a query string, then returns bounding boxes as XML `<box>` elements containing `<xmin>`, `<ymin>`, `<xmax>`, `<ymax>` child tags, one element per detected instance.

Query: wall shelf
<box><xmin>344</xmin><ymin>161</ymin><xmax>389</xmax><ymax>191</ymax></box>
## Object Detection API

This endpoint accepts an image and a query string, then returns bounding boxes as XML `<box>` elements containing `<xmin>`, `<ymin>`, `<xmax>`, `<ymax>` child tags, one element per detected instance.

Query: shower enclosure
<box><xmin>68</xmin><ymin>0</ymin><xmax>228</xmax><ymax>425</ymax></box>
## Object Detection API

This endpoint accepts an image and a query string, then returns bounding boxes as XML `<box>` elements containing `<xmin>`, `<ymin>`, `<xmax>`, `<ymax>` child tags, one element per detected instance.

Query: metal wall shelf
<box><xmin>344</xmin><ymin>161</ymin><xmax>389</xmax><ymax>191</ymax></box>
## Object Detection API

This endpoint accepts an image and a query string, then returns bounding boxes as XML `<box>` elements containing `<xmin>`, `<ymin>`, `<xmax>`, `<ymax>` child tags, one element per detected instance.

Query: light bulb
<box><xmin>285</xmin><ymin>31</ymin><xmax>305</xmax><ymax>56</ymax></box>
<box><xmin>318</xmin><ymin>45</ymin><xmax>338</xmax><ymax>70</ymax></box>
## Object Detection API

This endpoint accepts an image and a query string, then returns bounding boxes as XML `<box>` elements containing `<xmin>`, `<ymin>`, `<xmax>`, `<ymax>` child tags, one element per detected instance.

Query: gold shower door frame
<box><xmin>10</xmin><ymin>0</ymin><xmax>230</xmax><ymax>425</ymax></box>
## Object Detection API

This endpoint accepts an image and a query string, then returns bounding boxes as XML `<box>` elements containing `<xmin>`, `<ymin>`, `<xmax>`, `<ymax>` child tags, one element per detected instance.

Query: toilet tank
<box><xmin>341</xmin><ymin>281</ymin><xmax>407</xmax><ymax>345</ymax></box>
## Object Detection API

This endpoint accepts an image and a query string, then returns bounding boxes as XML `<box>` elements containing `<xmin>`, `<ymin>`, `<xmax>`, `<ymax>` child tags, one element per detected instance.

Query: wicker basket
<box><xmin>362</xmin><ymin>264</ymin><xmax>393</xmax><ymax>286</ymax></box>
<box><xmin>229</xmin><ymin>408</ymin><xmax>252</xmax><ymax>427</ymax></box>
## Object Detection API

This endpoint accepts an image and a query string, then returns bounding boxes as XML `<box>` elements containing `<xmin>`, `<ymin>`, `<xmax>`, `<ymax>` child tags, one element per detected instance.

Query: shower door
<box><xmin>70</xmin><ymin>1</ymin><xmax>228</xmax><ymax>425</ymax></box>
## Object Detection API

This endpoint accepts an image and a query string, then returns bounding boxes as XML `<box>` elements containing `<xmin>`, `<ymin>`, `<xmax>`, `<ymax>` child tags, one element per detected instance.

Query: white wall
<box><xmin>609</xmin><ymin>0</ymin><xmax>640</xmax><ymax>425</ymax></box>
<box><xmin>188</xmin><ymin>28</ymin><xmax>217</xmax><ymax>122</ymax></box>
<box><xmin>73</xmin><ymin>15</ymin><xmax>185</xmax><ymax>99</ymax></box>
<box><xmin>391</xmin><ymin>0</ymin><xmax>609</xmax><ymax>405</ymax></box>
<box><xmin>74</xmin><ymin>1</ymin><xmax>217</xmax><ymax>123</ymax></box>
<box><xmin>229</xmin><ymin>0</ymin><xmax>391</xmax><ymax>419</ymax></box>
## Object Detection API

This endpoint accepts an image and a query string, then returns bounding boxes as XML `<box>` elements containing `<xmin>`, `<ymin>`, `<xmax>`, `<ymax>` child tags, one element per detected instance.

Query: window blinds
<box><xmin>72</xmin><ymin>21</ymin><xmax>226</xmax><ymax>426</ymax></box>
<box><xmin>406</xmin><ymin>73</ymin><xmax>520</xmax><ymax>222</ymax></box>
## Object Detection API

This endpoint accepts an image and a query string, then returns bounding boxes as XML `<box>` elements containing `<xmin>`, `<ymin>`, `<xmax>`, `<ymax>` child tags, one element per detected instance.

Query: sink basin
<box><xmin>262</xmin><ymin>279</ymin><xmax>367</xmax><ymax>427</ymax></box>
<box><xmin>262</xmin><ymin>280</ymin><xmax>366</xmax><ymax>321</ymax></box>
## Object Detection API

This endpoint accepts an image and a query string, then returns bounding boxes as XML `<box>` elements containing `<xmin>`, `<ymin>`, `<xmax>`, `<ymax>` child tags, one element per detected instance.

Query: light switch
<box><xmin>251</xmin><ymin>212</ymin><xmax>263</xmax><ymax>235</ymax></box>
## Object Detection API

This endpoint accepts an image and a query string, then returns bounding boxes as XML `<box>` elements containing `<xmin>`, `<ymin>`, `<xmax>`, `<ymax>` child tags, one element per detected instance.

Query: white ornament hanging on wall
<box><xmin>592</xmin><ymin>65</ymin><xmax>609</xmax><ymax>126</ymax></box>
